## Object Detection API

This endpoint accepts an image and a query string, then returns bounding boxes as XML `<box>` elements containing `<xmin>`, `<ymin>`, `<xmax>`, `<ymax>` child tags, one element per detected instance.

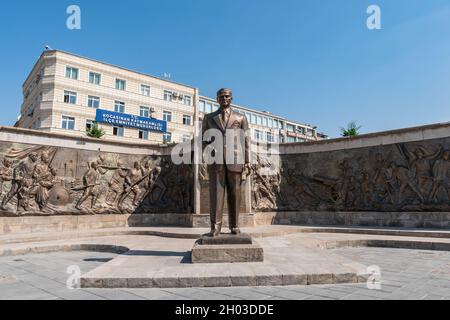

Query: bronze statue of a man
<box><xmin>202</xmin><ymin>88</ymin><xmax>251</xmax><ymax>237</ymax></box>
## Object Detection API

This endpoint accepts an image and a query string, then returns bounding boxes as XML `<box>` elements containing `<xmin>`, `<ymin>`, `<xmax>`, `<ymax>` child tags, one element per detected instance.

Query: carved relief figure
<box><xmin>399</xmin><ymin>144</ymin><xmax>442</xmax><ymax>201</ymax></box>
<box><xmin>75</xmin><ymin>162</ymin><xmax>101</xmax><ymax>210</ymax></box>
<box><xmin>1</xmin><ymin>152</ymin><xmax>38</xmax><ymax>210</ymax></box>
<box><xmin>118</xmin><ymin>161</ymin><xmax>143</xmax><ymax>208</ymax></box>
<box><xmin>252</xmin><ymin>159</ymin><xmax>276</xmax><ymax>210</ymax></box>
<box><xmin>105</xmin><ymin>160</ymin><xmax>128</xmax><ymax>206</ymax></box>
<box><xmin>429</xmin><ymin>150</ymin><xmax>450</xmax><ymax>203</ymax></box>
<box><xmin>34</xmin><ymin>168</ymin><xmax>58</xmax><ymax>211</ymax></box>
<box><xmin>360</xmin><ymin>171</ymin><xmax>375</xmax><ymax>208</ymax></box>
<box><xmin>179</xmin><ymin>163</ymin><xmax>193</xmax><ymax>211</ymax></box>
<box><xmin>16</xmin><ymin>177</ymin><xmax>33</xmax><ymax>212</ymax></box>
<box><xmin>335</xmin><ymin>159</ymin><xmax>355</xmax><ymax>207</ymax></box>
<box><xmin>140</xmin><ymin>165</ymin><xmax>165</xmax><ymax>204</ymax></box>
<box><xmin>0</xmin><ymin>158</ymin><xmax>13</xmax><ymax>198</ymax></box>
<box><xmin>386</xmin><ymin>161</ymin><xmax>424</xmax><ymax>205</ymax></box>
<box><xmin>372</xmin><ymin>153</ymin><xmax>393</xmax><ymax>204</ymax></box>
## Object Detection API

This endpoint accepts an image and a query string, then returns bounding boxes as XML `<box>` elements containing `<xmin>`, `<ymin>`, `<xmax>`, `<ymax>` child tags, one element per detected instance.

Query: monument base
<box><xmin>192</xmin><ymin>233</ymin><xmax>263</xmax><ymax>263</ymax></box>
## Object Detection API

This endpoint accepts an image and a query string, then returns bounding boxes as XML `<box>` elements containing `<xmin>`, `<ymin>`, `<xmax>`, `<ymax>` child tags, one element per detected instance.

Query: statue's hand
<box><xmin>243</xmin><ymin>163</ymin><xmax>252</xmax><ymax>177</ymax></box>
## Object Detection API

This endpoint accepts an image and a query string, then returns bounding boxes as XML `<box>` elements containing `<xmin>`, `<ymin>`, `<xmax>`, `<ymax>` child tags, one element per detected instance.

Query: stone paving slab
<box><xmin>1</xmin><ymin>225</ymin><xmax>450</xmax><ymax>246</ymax></box>
<box><xmin>78</xmin><ymin>231</ymin><xmax>450</xmax><ymax>289</ymax></box>
<box><xmin>78</xmin><ymin>234</ymin><xmax>372</xmax><ymax>289</ymax></box>
<box><xmin>1</xmin><ymin>226</ymin><xmax>450</xmax><ymax>290</ymax></box>
<box><xmin>3</xmin><ymin>247</ymin><xmax>450</xmax><ymax>300</ymax></box>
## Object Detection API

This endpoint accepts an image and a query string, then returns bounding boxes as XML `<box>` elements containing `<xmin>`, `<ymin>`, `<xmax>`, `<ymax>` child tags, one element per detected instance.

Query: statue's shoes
<box><xmin>230</xmin><ymin>228</ymin><xmax>241</xmax><ymax>235</ymax></box>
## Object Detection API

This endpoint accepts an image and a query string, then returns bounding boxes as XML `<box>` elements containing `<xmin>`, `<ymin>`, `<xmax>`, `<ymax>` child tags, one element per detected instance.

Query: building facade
<box><xmin>16</xmin><ymin>50</ymin><xmax>327</xmax><ymax>144</ymax></box>
<box><xmin>16</xmin><ymin>50</ymin><xmax>197</xmax><ymax>144</ymax></box>
<box><xmin>198</xmin><ymin>96</ymin><xmax>327</xmax><ymax>143</ymax></box>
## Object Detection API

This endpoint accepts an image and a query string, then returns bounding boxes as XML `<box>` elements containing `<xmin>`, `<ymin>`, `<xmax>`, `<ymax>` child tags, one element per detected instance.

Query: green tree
<box><xmin>340</xmin><ymin>121</ymin><xmax>362</xmax><ymax>137</ymax></box>
<box><xmin>86</xmin><ymin>122</ymin><xmax>105</xmax><ymax>139</ymax></box>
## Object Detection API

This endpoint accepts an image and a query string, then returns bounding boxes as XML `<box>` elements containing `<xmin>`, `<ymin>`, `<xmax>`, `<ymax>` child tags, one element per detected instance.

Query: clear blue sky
<box><xmin>1</xmin><ymin>0</ymin><xmax>450</xmax><ymax>137</ymax></box>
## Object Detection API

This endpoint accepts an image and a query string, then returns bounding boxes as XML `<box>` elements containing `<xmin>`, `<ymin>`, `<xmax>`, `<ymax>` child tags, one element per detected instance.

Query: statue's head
<box><xmin>217</xmin><ymin>88</ymin><xmax>233</xmax><ymax>108</ymax></box>
<box><xmin>3</xmin><ymin>158</ymin><xmax>12</xmax><ymax>167</ymax></box>
<box><xmin>29</xmin><ymin>152</ymin><xmax>38</xmax><ymax>162</ymax></box>
<box><xmin>50</xmin><ymin>167</ymin><xmax>58</xmax><ymax>176</ymax></box>
<box><xmin>134</xmin><ymin>161</ymin><xmax>140</xmax><ymax>169</ymax></box>
<box><xmin>41</xmin><ymin>152</ymin><xmax>50</xmax><ymax>164</ymax></box>
<box><xmin>97</xmin><ymin>155</ymin><xmax>106</xmax><ymax>164</ymax></box>
<box><xmin>414</xmin><ymin>149</ymin><xmax>425</xmax><ymax>159</ymax></box>
<box><xmin>443</xmin><ymin>151</ymin><xmax>450</xmax><ymax>161</ymax></box>
<box><xmin>91</xmin><ymin>162</ymin><xmax>98</xmax><ymax>170</ymax></box>
<box><xmin>117</xmin><ymin>160</ymin><xmax>123</xmax><ymax>168</ymax></box>
<box><xmin>389</xmin><ymin>161</ymin><xmax>397</xmax><ymax>169</ymax></box>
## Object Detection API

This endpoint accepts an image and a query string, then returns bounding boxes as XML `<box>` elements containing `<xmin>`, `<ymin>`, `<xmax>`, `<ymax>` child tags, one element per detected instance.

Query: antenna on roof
<box><xmin>44</xmin><ymin>45</ymin><xmax>53</xmax><ymax>51</ymax></box>
<box><xmin>163</xmin><ymin>72</ymin><xmax>171</xmax><ymax>79</ymax></box>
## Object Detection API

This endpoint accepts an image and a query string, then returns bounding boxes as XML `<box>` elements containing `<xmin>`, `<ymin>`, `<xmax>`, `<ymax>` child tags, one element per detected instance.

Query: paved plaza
<box><xmin>0</xmin><ymin>245</ymin><xmax>449</xmax><ymax>300</ymax></box>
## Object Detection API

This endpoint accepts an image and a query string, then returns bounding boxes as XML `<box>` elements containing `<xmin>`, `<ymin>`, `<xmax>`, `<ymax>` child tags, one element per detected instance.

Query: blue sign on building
<box><xmin>95</xmin><ymin>109</ymin><xmax>167</xmax><ymax>133</ymax></box>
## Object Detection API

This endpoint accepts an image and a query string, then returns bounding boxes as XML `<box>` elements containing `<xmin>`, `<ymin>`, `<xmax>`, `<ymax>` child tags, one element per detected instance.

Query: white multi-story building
<box><xmin>198</xmin><ymin>96</ymin><xmax>327</xmax><ymax>143</ymax></box>
<box><xmin>16</xmin><ymin>50</ymin><xmax>197</xmax><ymax>144</ymax></box>
<box><xmin>15</xmin><ymin>50</ymin><xmax>327</xmax><ymax>144</ymax></box>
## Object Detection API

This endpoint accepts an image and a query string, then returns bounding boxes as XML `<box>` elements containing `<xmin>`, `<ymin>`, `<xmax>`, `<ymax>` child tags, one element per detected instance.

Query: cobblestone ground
<box><xmin>0</xmin><ymin>247</ymin><xmax>449</xmax><ymax>300</ymax></box>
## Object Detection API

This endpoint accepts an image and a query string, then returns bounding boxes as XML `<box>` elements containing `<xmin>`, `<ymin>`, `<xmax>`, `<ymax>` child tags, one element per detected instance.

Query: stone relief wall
<box><xmin>252</xmin><ymin>139</ymin><xmax>450</xmax><ymax>212</ymax></box>
<box><xmin>0</xmin><ymin>143</ymin><xmax>193</xmax><ymax>216</ymax></box>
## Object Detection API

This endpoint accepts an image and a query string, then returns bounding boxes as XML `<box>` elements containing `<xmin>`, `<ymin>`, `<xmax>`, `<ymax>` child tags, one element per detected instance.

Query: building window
<box><xmin>164</xmin><ymin>90</ymin><xmax>173</xmax><ymax>101</ymax></box>
<box><xmin>113</xmin><ymin>126</ymin><xmax>124</xmax><ymax>137</ymax></box>
<box><xmin>266</xmin><ymin>132</ymin><xmax>274</xmax><ymax>143</ymax></box>
<box><xmin>199</xmin><ymin>100</ymin><xmax>205</xmax><ymax>112</ymax></box>
<box><xmin>61</xmin><ymin>116</ymin><xmax>75</xmax><ymax>130</ymax></box>
<box><xmin>86</xmin><ymin>120</ymin><xmax>94</xmax><ymax>131</ymax></box>
<box><xmin>306</xmin><ymin>129</ymin><xmax>314</xmax><ymax>137</ymax></box>
<box><xmin>115</xmin><ymin>79</ymin><xmax>126</xmax><ymax>91</ymax></box>
<box><xmin>250</xmin><ymin>114</ymin><xmax>257</xmax><ymax>125</ymax></box>
<box><xmin>206</xmin><ymin>103</ymin><xmax>213</xmax><ymax>113</ymax></box>
<box><xmin>183</xmin><ymin>95</ymin><xmax>192</xmax><ymax>106</ymax></box>
<box><xmin>257</xmin><ymin>116</ymin><xmax>263</xmax><ymax>126</ymax></box>
<box><xmin>64</xmin><ymin>91</ymin><xmax>77</xmax><ymax>104</ymax></box>
<box><xmin>87</xmin><ymin>96</ymin><xmax>100</xmax><ymax>109</ymax></box>
<box><xmin>163</xmin><ymin>111</ymin><xmax>172</xmax><ymax>122</ymax></box>
<box><xmin>139</xmin><ymin>130</ymin><xmax>149</xmax><ymax>140</ymax></box>
<box><xmin>140</xmin><ymin>85</ymin><xmax>151</xmax><ymax>96</ymax></box>
<box><xmin>254</xmin><ymin>130</ymin><xmax>263</xmax><ymax>141</ymax></box>
<box><xmin>287</xmin><ymin>124</ymin><xmax>295</xmax><ymax>132</ymax></box>
<box><xmin>65</xmin><ymin>67</ymin><xmax>78</xmax><ymax>80</ymax></box>
<box><xmin>268</xmin><ymin>118</ymin><xmax>274</xmax><ymax>128</ymax></box>
<box><xmin>183</xmin><ymin>115</ymin><xmax>191</xmax><ymax>126</ymax></box>
<box><xmin>182</xmin><ymin>134</ymin><xmax>191</xmax><ymax>142</ymax></box>
<box><xmin>163</xmin><ymin>132</ymin><xmax>172</xmax><ymax>143</ymax></box>
<box><xmin>287</xmin><ymin>136</ymin><xmax>296</xmax><ymax>143</ymax></box>
<box><xmin>139</xmin><ymin>106</ymin><xmax>150</xmax><ymax>118</ymax></box>
<box><xmin>89</xmin><ymin>72</ymin><xmax>101</xmax><ymax>85</ymax></box>
<box><xmin>262</xmin><ymin>117</ymin><xmax>268</xmax><ymax>127</ymax></box>
<box><xmin>114</xmin><ymin>101</ymin><xmax>125</xmax><ymax>113</ymax></box>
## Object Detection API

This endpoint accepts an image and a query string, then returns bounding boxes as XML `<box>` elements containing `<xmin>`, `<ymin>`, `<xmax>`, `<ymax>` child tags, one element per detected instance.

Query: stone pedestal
<box><xmin>191</xmin><ymin>233</ymin><xmax>264</xmax><ymax>263</ymax></box>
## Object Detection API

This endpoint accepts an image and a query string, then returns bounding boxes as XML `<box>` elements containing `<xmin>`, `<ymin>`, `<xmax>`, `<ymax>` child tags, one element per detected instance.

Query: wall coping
<box><xmin>3</xmin><ymin>121</ymin><xmax>450</xmax><ymax>156</ymax></box>
<box><xmin>279</xmin><ymin>121</ymin><xmax>450</xmax><ymax>154</ymax></box>
<box><xmin>0</xmin><ymin>126</ymin><xmax>174</xmax><ymax>155</ymax></box>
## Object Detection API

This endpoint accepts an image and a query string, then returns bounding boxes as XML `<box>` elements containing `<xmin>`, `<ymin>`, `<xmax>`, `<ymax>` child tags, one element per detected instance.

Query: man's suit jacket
<box><xmin>202</xmin><ymin>108</ymin><xmax>251</xmax><ymax>173</ymax></box>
